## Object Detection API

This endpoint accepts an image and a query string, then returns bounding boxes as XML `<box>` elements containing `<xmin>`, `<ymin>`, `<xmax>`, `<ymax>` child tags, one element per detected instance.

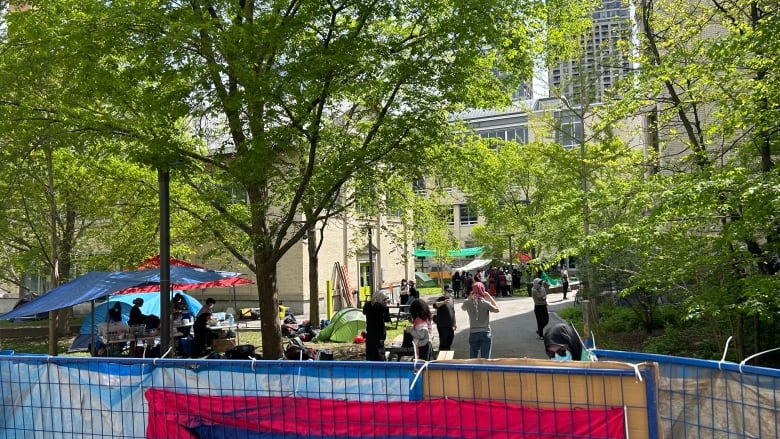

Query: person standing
<box><xmin>363</xmin><ymin>290</ymin><xmax>391</xmax><ymax>361</ymax></box>
<box><xmin>532</xmin><ymin>278</ymin><xmax>549</xmax><ymax>339</ymax></box>
<box><xmin>433</xmin><ymin>287</ymin><xmax>457</xmax><ymax>351</ymax></box>
<box><xmin>407</xmin><ymin>298</ymin><xmax>433</xmax><ymax>360</ymax></box>
<box><xmin>408</xmin><ymin>280</ymin><xmax>420</xmax><ymax>302</ymax></box>
<box><xmin>451</xmin><ymin>271</ymin><xmax>462</xmax><ymax>299</ymax></box>
<box><xmin>464</xmin><ymin>272</ymin><xmax>474</xmax><ymax>298</ymax></box>
<box><xmin>498</xmin><ymin>269</ymin><xmax>509</xmax><ymax>297</ymax></box>
<box><xmin>399</xmin><ymin>279</ymin><xmax>410</xmax><ymax>305</ymax></box>
<box><xmin>561</xmin><ymin>270</ymin><xmax>570</xmax><ymax>300</ymax></box>
<box><xmin>198</xmin><ymin>297</ymin><xmax>216</xmax><ymax>317</ymax></box>
<box><xmin>460</xmin><ymin>282</ymin><xmax>499</xmax><ymax>359</ymax></box>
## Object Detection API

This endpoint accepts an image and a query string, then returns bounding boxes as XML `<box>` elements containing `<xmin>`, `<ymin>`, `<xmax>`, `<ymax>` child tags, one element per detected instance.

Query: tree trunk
<box><xmin>307</xmin><ymin>228</ymin><xmax>321</xmax><ymax>327</ymax></box>
<box><xmin>46</xmin><ymin>147</ymin><xmax>60</xmax><ymax>356</ymax></box>
<box><xmin>254</xmin><ymin>252</ymin><xmax>283</xmax><ymax>359</ymax></box>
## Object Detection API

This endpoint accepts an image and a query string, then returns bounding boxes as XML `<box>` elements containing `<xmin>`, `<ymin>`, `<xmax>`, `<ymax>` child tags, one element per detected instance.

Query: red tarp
<box><xmin>113</xmin><ymin>256</ymin><xmax>254</xmax><ymax>294</ymax></box>
<box><xmin>145</xmin><ymin>389</ymin><xmax>627</xmax><ymax>439</ymax></box>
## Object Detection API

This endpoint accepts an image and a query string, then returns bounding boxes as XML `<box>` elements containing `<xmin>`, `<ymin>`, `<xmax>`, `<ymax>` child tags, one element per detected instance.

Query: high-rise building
<box><xmin>549</xmin><ymin>0</ymin><xmax>633</xmax><ymax>105</ymax></box>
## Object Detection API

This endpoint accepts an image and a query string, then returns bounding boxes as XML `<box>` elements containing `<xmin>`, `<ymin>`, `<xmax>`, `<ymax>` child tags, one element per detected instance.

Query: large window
<box><xmin>557</xmin><ymin>112</ymin><xmax>583</xmax><ymax>149</ymax></box>
<box><xmin>478</xmin><ymin>127</ymin><xmax>528</xmax><ymax>145</ymax></box>
<box><xmin>459</xmin><ymin>204</ymin><xmax>478</xmax><ymax>225</ymax></box>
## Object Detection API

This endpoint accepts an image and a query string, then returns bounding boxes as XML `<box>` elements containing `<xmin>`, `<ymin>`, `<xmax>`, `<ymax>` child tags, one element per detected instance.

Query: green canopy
<box><xmin>413</xmin><ymin>247</ymin><xmax>484</xmax><ymax>258</ymax></box>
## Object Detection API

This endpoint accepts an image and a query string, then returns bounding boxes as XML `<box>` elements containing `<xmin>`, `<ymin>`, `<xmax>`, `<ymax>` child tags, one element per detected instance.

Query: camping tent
<box><xmin>312</xmin><ymin>308</ymin><xmax>366</xmax><ymax>343</ymax></box>
<box><xmin>0</xmin><ymin>266</ymin><xmax>245</xmax><ymax>321</ymax></box>
<box><xmin>68</xmin><ymin>291</ymin><xmax>202</xmax><ymax>352</ymax></box>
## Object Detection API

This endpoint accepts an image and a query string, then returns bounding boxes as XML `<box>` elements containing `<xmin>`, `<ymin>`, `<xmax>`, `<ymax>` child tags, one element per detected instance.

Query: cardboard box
<box><xmin>211</xmin><ymin>338</ymin><xmax>236</xmax><ymax>353</ymax></box>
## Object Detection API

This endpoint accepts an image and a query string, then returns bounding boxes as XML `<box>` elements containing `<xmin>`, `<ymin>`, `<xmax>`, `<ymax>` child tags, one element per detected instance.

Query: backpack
<box><xmin>284</xmin><ymin>337</ymin><xmax>317</xmax><ymax>360</ymax></box>
<box><xmin>226</xmin><ymin>344</ymin><xmax>262</xmax><ymax>360</ymax></box>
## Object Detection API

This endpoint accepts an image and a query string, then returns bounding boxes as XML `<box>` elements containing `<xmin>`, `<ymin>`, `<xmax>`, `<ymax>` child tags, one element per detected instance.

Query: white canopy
<box><xmin>452</xmin><ymin>259</ymin><xmax>492</xmax><ymax>273</ymax></box>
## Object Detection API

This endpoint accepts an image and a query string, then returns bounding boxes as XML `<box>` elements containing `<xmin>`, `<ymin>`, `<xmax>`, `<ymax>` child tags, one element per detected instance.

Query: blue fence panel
<box><xmin>594</xmin><ymin>349</ymin><xmax>780</xmax><ymax>439</ymax></box>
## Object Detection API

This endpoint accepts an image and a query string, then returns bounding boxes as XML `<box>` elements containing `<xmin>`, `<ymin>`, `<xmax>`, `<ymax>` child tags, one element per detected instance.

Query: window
<box><xmin>459</xmin><ymin>204</ymin><xmax>478</xmax><ymax>225</ymax></box>
<box><xmin>557</xmin><ymin>112</ymin><xmax>583</xmax><ymax>150</ymax></box>
<box><xmin>412</xmin><ymin>177</ymin><xmax>426</xmax><ymax>195</ymax></box>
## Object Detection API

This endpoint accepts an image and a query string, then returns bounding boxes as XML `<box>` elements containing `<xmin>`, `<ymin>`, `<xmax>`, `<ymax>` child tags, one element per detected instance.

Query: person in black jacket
<box><xmin>362</xmin><ymin>290</ymin><xmax>391</xmax><ymax>361</ymax></box>
<box><xmin>543</xmin><ymin>322</ymin><xmax>585</xmax><ymax>362</ymax></box>
<box><xmin>433</xmin><ymin>286</ymin><xmax>457</xmax><ymax>351</ymax></box>
<box><xmin>128</xmin><ymin>298</ymin><xmax>147</xmax><ymax>326</ymax></box>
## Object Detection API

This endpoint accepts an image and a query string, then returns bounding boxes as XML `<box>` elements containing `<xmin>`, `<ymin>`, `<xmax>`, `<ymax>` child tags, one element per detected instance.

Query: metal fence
<box><xmin>0</xmin><ymin>354</ymin><xmax>658</xmax><ymax>439</ymax></box>
<box><xmin>594</xmin><ymin>349</ymin><xmax>780</xmax><ymax>439</ymax></box>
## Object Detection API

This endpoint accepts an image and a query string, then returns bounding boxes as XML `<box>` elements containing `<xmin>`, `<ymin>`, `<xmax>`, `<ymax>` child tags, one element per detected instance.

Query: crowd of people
<box><xmin>363</xmin><ymin>267</ymin><xmax>581</xmax><ymax>362</ymax></box>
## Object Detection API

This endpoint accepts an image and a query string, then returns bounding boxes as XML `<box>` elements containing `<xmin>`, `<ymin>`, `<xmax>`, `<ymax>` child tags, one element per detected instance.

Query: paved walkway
<box><xmin>241</xmin><ymin>290</ymin><xmax>578</xmax><ymax>360</ymax></box>
<box><xmin>446</xmin><ymin>292</ymin><xmax>576</xmax><ymax>360</ymax></box>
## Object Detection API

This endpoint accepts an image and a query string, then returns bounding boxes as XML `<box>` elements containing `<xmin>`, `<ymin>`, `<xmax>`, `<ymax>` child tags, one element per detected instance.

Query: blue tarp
<box><xmin>0</xmin><ymin>266</ymin><xmax>243</xmax><ymax>321</ymax></box>
<box><xmin>69</xmin><ymin>291</ymin><xmax>203</xmax><ymax>352</ymax></box>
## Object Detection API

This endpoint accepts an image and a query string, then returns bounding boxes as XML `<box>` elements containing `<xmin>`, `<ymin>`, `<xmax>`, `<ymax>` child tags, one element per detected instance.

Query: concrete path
<box><xmin>445</xmin><ymin>293</ymin><xmax>576</xmax><ymax>360</ymax></box>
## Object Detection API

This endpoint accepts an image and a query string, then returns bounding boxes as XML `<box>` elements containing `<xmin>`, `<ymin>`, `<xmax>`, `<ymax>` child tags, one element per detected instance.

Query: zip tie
<box><xmin>630</xmin><ymin>362</ymin><xmax>643</xmax><ymax>382</ymax></box>
<box><xmin>409</xmin><ymin>359</ymin><xmax>430</xmax><ymax>391</ymax></box>
<box><xmin>718</xmin><ymin>336</ymin><xmax>733</xmax><ymax>370</ymax></box>
<box><xmin>739</xmin><ymin>347</ymin><xmax>780</xmax><ymax>373</ymax></box>
<box><xmin>250</xmin><ymin>356</ymin><xmax>257</xmax><ymax>371</ymax></box>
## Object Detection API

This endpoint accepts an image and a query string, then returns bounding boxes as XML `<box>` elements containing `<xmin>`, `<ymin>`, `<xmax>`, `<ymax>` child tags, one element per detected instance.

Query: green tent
<box><xmin>313</xmin><ymin>308</ymin><xmax>367</xmax><ymax>343</ymax></box>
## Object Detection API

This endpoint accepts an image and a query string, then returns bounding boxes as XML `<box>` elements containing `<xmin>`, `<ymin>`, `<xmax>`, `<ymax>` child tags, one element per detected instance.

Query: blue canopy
<box><xmin>0</xmin><ymin>266</ymin><xmax>243</xmax><ymax>321</ymax></box>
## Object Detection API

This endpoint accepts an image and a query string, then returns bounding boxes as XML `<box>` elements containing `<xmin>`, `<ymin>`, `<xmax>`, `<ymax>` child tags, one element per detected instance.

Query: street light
<box><xmin>560</xmin><ymin>96</ymin><xmax>590</xmax><ymax>295</ymax></box>
<box><xmin>505</xmin><ymin>234</ymin><xmax>514</xmax><ymax>295</ymax></box>
<box><xmin>367</xmin><ymin>225</ymin><xmax>374</xmax><ymax>300</ymax></box>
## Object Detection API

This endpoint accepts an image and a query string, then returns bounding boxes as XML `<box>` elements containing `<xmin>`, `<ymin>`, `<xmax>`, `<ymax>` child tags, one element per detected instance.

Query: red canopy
<box><xmin>515</xmin><ymin>252</ymin><xmax>532</xmax><ymax>263</ymax></box>
<box><xmin>137</xmin><ymin>255</ymin><xmax>205</xmax><ymax>270</ymax></box>
<box><xmin>113</xmin><ymin>255</ymin><xmax>254</xmax><ymax>294</ymax></box>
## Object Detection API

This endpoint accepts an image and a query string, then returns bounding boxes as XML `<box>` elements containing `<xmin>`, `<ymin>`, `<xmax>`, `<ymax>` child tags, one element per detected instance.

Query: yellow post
<box><xmin>326</xmin><ymin>280</ymin><xmax>333</xmax><ymax>319</ymax></box>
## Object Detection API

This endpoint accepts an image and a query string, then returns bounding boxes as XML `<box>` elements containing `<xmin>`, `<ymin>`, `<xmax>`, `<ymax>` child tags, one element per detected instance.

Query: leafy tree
<box><xmin>595</xmin><ymin>0</ymin><xmax>780</xmax><ymax>361</ymax></box>
<box><xmin>1</xmin><ymin>0</ymin><xmax>601</xmax><ymax>359</ymax></box>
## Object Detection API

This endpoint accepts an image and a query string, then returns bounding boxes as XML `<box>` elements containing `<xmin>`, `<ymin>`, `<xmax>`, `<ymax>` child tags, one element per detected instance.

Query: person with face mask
<box><xmin>543</xmin><ymin>322</ymin><xmax>586</xmax><ymax>362</ymax></box>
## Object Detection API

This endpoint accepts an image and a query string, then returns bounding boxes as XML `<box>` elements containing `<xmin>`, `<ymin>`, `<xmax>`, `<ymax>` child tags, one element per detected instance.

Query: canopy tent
<box><xmin>0</xmin><ymin>266</ymin><xmax>246</xmax><ymax>321</ymax></box>
<box><xmin>312</xmin><ymin>308</ymin><xmax>366</xmax><ymax>343</ymax></box>
<box><xmin>452</xmin><ymin>259</ymin><xmax>492</xmax><ymax>273</ymax></box>
<box><xmin>515</xmin><ymin>252</ymin><xmax>532</xmax><ymax>263</ymax></box>
<box><xmin>412</xmin><ymin>247</ymin><xmax>484</xmax><ymax>258</ymax></box>
<box><xmin>114</xmin><ymin>255</ymin><xmax>254</xmax><ymax>294</ymax></box>
<box><xmin>69</xmin><ymin>291</ymin><xmax>203</xmax><ymax>352</ymax></box>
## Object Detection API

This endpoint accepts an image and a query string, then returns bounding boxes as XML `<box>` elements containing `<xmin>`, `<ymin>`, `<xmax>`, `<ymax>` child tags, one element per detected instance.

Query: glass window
<box><xmin>459</xmin><ymin>204</ymin><xmax>478</xmax><ymax>225</ymax></box>
<box><xmin>557</xmin><ymin>112</ymin><xmax>583</xmax><ymax>150</ymax></box>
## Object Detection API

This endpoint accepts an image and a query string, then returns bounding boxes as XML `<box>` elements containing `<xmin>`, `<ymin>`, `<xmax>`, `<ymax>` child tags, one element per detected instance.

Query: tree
<box><xmin>595</xmin><ymin>0</ymin><xmax>780</xmax><ymax>361</ymax></box>
<box><xmin>3</xmin><ymin>0</ymin><xmax>600</xmax><ymax>359</ymax></box>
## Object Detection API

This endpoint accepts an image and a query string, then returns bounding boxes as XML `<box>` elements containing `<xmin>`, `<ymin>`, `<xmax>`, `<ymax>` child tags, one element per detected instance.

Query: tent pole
<box><xmin>90</xmin><ymin>300</ymin><xmax>96</xmax><ymax>357</ymax></box>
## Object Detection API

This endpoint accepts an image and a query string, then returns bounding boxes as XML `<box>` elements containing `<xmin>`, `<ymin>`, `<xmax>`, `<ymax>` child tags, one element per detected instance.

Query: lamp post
<box><xmin>505</xmin><ymin>234</ymin><xmax>514</xmax><ymax>295</ymax></box>
<box><xmin>158</xmin><ymin>168</ymin><xmax>171</xmax><ymax>354</ymax></box>
<box><xmin>366</xmin><ymin>225</ymin><xmax>374</xmax><ymax>299</ymax></box>
<box><xmin>560</xmin><ymin>96</ymin><xmax>591</xmax><ymax>297</ymax></box>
